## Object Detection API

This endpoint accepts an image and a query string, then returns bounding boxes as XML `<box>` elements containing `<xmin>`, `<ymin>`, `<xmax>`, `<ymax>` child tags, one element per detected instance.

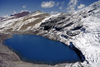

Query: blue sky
<box><xmin>0</xmin><ymin>0</ymin><xmax>99</xmax><ymax>17</ymax></box>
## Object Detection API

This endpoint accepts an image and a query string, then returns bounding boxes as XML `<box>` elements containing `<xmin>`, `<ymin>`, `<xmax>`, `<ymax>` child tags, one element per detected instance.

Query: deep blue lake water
<box><xmin>3</xmin><ymin>34</ymin><xmax>81</xmax><ymax>64</ymax></box>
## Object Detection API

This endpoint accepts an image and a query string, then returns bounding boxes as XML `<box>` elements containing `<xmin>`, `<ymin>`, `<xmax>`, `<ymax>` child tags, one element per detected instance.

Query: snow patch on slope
<box><xmin>0</xmin><ymin>11</ymin><xmax>50</xmax><ymax>32</ymax></box>
<box><xmin>73</xmin><ymin>14</ymin><xmax>100</xmax><ymax>67</ymax></box>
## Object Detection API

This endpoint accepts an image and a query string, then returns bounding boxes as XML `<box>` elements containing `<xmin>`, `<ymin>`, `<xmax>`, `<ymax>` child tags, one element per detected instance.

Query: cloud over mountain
<box><xmin>67</xmin><ymin>0</ymin><xmax>78</xmax><ymax>13</ymax></box>
<box><xmin>22</xmin><ymin>5</ymin><xmax>26</xmax><ymax>8</ymax></box>
<box><xmin>77</xmin><ymin>4</ymin><xmax>85</xmax><ymax>9</ymax></box>
<box><xmin>41</xmin><ymin>1</ymin><xmax>55</xmax><ymax>8</ymax></box>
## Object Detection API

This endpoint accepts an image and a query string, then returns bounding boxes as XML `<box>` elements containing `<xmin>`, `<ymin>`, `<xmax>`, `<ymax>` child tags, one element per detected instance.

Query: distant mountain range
<box><xmin>10</xmin><ymin>11</ymin><xmax>30</xmax><ymax>18</ymax></box>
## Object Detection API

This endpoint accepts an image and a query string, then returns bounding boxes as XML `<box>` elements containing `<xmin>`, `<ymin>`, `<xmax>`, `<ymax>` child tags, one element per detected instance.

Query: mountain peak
<box><xmin>35</xmin><ymin>10</ymin><xmax>42</xmax><ymax>13</ymax></box>
<box><xmin>32</xmin><ymin>10</ymin><xmax>42</xmax><ymax>14</ymax></box>
<box><xmin>11</xmin><ymin>11</ymin><xmax>30</xmax><ymax>18</ymax></box>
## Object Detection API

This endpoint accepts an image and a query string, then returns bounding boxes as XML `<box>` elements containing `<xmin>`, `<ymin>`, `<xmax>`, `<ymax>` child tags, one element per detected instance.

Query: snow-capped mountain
<box><xmin>0</xmin><ymin>1</ymin><xmax>100</xmax><ymax>67</ymax></box>
<box><xmin>38</xmin><ymin>1</ymin><xmax>100</xmax><ymax>67</ymax></box>
<box><xmin>0</xmin><ymin>17</ymin><xmax>5</xmax><ymax>22</ymax></box>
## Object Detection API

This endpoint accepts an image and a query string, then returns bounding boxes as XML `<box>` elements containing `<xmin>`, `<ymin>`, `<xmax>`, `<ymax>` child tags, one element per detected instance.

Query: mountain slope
<box><xmin>37</xmin><ymin>1</ymin><xmax>100</xmax><ymax>67</ymax></box>
<box><xmin>0</xmin><ymin>1</ymin><xmax>100</xmax><ymax>67</ymax></box>
<box><xmin>0</xmin><ymin>17</ymin><xmax>5</xmax><ymax>22</ymax></box>
<box><xmin>0</xmin><ymin>11</ymin><xmax>50</xmax><ymax>32</ymax></box>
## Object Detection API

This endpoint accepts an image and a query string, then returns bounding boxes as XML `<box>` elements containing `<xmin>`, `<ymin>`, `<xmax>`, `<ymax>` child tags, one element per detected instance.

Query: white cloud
<box><xmin>12</xmin><ymin>11</ymin><xmax>17</xmax><ymax>15</ymax></box>
<box><xmin>41</xmin><ymin>1</ymin><xmax>55</xmax><ymax>8</ymax></box>
<box><xmin>56</xmin><ymin>2</ymin><xmax>59</xmax><ymax>6</ymax></box>
<box><xmin>67</xmin><ymin>0</ymin><xmax>78</xmax><ymax>13</ymax></box>
<box><xmin>77</xmin><ymin>4</ymin><xmax>85</xmax><ymax>9</ymax></box>
<box><xmin>68</xmin><ymin>0</ymin><xmax>78</xmax><ymax>6</ymax></box>
<box><xmin>22</xmin><ymin>5</ymin><xmax>26</xmax><ymax>8</ymax></box>
<box><xmin>13</xmin><ymin>11</ymin><xmax>16</xmax><ymax>14</ymax></box>
<box><xmin>21</xmin><ymin>10</ymin><xmax>31</xmax><ymax>13</ymax></box>
<box><xmin>59</xmin><ymin>6</ymin><xmax>62</xmax><ymax>9</ymax></box>
<box><xmin>59</xmin><ymin>1</ymin><xmax>65</xmax><ymax>10</ymax></box>
<box><xmin>50</xmin><ymin>11</ymin><xmax>59</xmax><ymax>15</ymax></box>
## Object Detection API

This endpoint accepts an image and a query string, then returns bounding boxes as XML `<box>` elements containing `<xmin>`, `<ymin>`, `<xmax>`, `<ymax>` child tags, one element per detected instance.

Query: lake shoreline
<box><xmin>0</xmin><ymin>33</ymin><xmax>83</xmax><ymax>67</ymax></box>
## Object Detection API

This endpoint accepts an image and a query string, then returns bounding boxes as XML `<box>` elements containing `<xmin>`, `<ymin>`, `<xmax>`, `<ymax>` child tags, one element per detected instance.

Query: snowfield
<box><xmin>73</xmin><ymin>2</ymin><xmax>100</xmax><ymax>66</ymax></box>
<box><xmin>0</xmin><ymin>1</ymin><xmax>100</xmax><ymax>67</ymax></box>
<box><xmin>65</xmin><ymin>1</ymin><xmax>100</xmax><ymax>67</ymax></box>
<box><xmin>73</xmin><ymin>16</ymin><xmax>100</xmax><ymax>67</ymax></box>
<box><xmin>43</xmin><ymin>1</ymin><xmax>100</xmax><ymax>67</ymax></box>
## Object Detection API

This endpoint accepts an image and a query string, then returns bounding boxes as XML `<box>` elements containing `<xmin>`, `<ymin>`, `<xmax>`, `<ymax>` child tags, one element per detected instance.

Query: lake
<box><xmin>3</xmin><ymin>34</ymin><xmax>81</xmax><ymax>65</ymax></box>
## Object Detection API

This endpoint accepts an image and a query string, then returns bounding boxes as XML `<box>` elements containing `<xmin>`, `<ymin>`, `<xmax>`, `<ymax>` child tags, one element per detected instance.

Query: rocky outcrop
<box><xmin>10</xmin><ymin>11</ymin><xmax>30</xmax><ymax>18</ymax></box>
<box><xmin>39</xmin><ymin>12</ymin><xmax>83</xmax><ymax>41</ymax></box>
<box><xmin>0</xmin><ymin>1</ymin><xmax>100</xmax><ymax>67</ymax></box>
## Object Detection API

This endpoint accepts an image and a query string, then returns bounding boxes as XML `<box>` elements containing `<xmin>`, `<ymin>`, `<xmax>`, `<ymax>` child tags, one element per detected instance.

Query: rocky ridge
<box><xmin>0</xmin><ymin>1</ymin><xmax>100</xmax><ymax>67</ymax></box>
<box><xmin>0</xmin><ymin>10</ymin><xmax>50</xmax><ymax>32</ymax></box>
